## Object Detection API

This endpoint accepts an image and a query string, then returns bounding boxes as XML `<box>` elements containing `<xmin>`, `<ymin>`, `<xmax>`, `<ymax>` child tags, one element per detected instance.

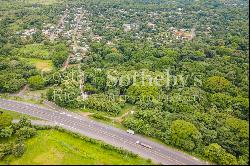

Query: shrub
<box><xmin>16</xmin><ymin>127</ymin><xmax>37</xmax><ymax>140</ymax></box>
<box><xmin>28</xmin><ymin>75</ymin><xmax>45</xmax><ymax>90</ymax></box>
<box><xmin>12</xmin><ymin>142</ymin><xmax>25</xmax><ymax>157</ymax></box>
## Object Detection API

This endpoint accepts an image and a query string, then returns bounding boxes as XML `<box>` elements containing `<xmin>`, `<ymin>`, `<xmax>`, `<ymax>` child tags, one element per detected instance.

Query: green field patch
<box><xmin>13</xmin><ymin>44</ymin><xmax>51</xmax><ymax>60</ymax></box>
<box><xmin>22</xmin><ymin>58</ymin><xmax>53</xmax><ymax>72</ymax></box>
<box><xmin>0</xmin><ymin>108</ymin><xmax>40</xmax><ymax>120</ymax></box>
<box><xmin>1</xmin><ymin>130</ymin><xmax>151</xmax><ymax>165</ymax></box>
<box><xmin>24</xmin><ymin>0</ymin><xmax>63</xmax><ymax>5</ymax></box>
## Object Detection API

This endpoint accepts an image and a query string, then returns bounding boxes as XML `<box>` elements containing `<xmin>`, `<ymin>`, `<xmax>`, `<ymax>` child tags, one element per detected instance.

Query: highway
<box><xmin>0</xmin><ymin>98</ymin><xmax>207</xmax><ymax>165</ymax></box>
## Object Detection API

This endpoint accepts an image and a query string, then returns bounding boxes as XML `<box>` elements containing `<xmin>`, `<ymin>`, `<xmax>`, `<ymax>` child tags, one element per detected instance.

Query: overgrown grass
<box><xmin>24</xmin><ymin>0</ymin><xmax>63</xmax><ymax>5</ymax></box>
<box><xmin>90</xmin><ymin>112</ymin><xmax>112</xmax><ymax>122</ymax></box>
<box><xmin>0</xmin><ymin>129</ymin><xmax>152</xmax><ymax>165</ymax></box>
<box><xmin>22</xmin><ymin>58</ymin><xmax>54</xmax><ymax>72</ymax></box>
<box><xmin>14</xmin><ymin>44</ymin><xmax>51</xmax><ymax>60</ymax></box>
<box><xmin>1</xmin><ymin>95</ymin><xmax>43</xmax><ymax>105</ymax></box>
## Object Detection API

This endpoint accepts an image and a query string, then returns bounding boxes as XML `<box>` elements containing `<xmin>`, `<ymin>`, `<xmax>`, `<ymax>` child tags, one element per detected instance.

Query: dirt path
<box><xmin>109</xmin><ymin>109</ymin><xmax>134</xmax><ymax>123</ymax></box>
<box><xmin>190</xmin><ymin>27</ymin><xmax>196</xmax><ymax>40</ymax></box>
<box><xmin>61</xmin><ymin>54</ymin><xmax>71</xmax><ymax>71</ymax></box>
<box><xmin>50</xmin><ymin>8</ymin><xmax>68</xmax><ymax>41</ymax></box>
<box><xmin>18</xmin><ymin>84</ymin><xmax>29</xmax><ymax>96</ymax></box>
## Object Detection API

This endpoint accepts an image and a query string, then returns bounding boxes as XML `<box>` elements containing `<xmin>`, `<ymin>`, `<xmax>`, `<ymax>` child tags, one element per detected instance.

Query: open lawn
<box><xmin>0</xmin><ymin>130</ymin><xmax>151</xmax><ymax>165</ymax></box>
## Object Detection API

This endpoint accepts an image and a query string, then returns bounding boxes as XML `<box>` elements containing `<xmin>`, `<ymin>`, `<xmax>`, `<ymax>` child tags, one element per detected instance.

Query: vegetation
<box><xmin>0</xmin><ymin>114</ymin><xmax>37</xmax><ymax>161</ymax></box>
<box><xmin>90</xmin><ymin>112</ymin><xmax>112</xmax><ymax>122</ymax></box>
<box><xmin>22</xmin><ymin>58</ymin><xmax>53</xmax><ymax>72</ymax></box>
<box><xmin>0</xmin><ymin>129</ymin><xmax>151</xmax><ymax>165</ymax></box>
<box><xmin>0</xmin><ymin>111</ymin><xmax>151</xmax><ymax>165</ymax></box>
<box><xmin>0</xmin><ymin>0</ymin><xmax>249</xmax><ymax>165</ymax></box>
<box><xmin>0</xmin><ymin>109</ymin><xmax>39</xmax><ymax>120</ymax></box>
<box><xmin>28</xmin><ymin>75</ymin><xmax>45</xmax><ymax>90</ymax></box>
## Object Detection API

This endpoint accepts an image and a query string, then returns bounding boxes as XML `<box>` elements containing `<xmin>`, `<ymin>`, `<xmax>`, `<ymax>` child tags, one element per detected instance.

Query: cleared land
<box><xmin>24</xmin><ymin>58</ymin><xmax>54</xmax><ymax>72</ymax></box>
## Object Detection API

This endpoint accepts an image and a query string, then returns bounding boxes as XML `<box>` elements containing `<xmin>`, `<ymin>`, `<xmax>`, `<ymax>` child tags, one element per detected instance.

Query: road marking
<box><xmin>0</xmin><ymin>99</ymin><xmax>205</xmax><ymax>165</ymax></box>
<box><xmin>0</xmin><ymin>101</ymin><xmax>183</xmax><ymax>164</ymax></box>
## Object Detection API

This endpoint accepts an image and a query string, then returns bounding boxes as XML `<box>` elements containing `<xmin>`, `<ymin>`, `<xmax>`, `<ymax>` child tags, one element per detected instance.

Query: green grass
<box><xmin>117</xmin><ymin>104</ymin><xmax>135</xmax><ymax>117</ymax></box>
<box><xmin>14</xmin><ymin>44</ymin><xmax>51</xmax><ymax>60</ymax></box>
<box><xmin>25</xmin><ymin>88</ymin><xmax>47</xmax><ymax>95</ymax></box>
<box><xmin>70</xmin><ymin>103</ymin><xmax>135</xmax><ymax>118</ymax></box>
<box><xmin>0</xmin><ymin>130</ymin><xmax>152</xmax><ymax>165</ymax></box>
<box><xmin>0</xmin><ymin>109</ymin><xmax>39</xmax><ymax>120</ymax></box>
<box><xmin>24</xmin><ymin>0</ymin><xmax>63</xmax><ymax>5</ymax></box>
<box><xmin>69</xmin><ymin>104</ymin><xmax>135</xmax><ymax>131</ymax></box>
<box><xmin>22</xmin><ymin>58</ymin><xmax>54</xmax><ymax>72</ymax></box>
<box><xmin>1</xmin><ymin>95</ymin><xmax>43</xmax><ymax>105</ymax></box>
<box><xmin>0</xmin><ymin>108</ymin><xmax>25</xmax><ymax>119</ymax></box>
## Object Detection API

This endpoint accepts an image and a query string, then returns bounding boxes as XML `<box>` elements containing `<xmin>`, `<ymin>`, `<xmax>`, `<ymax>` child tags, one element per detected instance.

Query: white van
<box><xmin>126</xmin><ymin>129</ymin><xmax>135</xmax><ymax>135</ymax></box>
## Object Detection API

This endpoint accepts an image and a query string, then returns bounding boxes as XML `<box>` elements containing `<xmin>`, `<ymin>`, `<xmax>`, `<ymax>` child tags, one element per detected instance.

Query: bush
<box><xmin>91</xmin><ymin>113</ymin><xmax>111</xmax><ymax>121</ymax></box>
<box><xmin>16</xmin><ymin>127</ymin><xmax>37</xmax><ymax>140</ymax></box>
<box><xmin>170</xmin><ymin>120</ymin><xmax>202</xmax><ymax>151</ymax></box>
<box><xmin>12</xmin><ymin>142</ymin><xmax>25</xmax><ymax>157</ymax></box>
<box><xmin>204</xmin><ymin>143</ymin><xmax>238</xmax><ymax>165</ymax></box>
<box><xmin>0</xmin><ymin>126</ymin><xmax>13</xmax><ymax>138</ymax></box>
<box><xmin>28</xmin><ymin>75</ymin><xmax>45</xmax><ymax>90</ymax></box>
<box><xmin>52</xmin><ymin>51</ymin><xmax>68</xmax><ymax>68</ymax></box>
<box><xmin>0</xmin><ymin>113</ymin><xmax>13</xmax><ymax>129</ymax></box>
<box><xmin>0</xmin><ymin>143</ymin><xmax>12</xmax><ymax>160</ymax></box>
<box><xmin>13</xmin><ymin>116</ymin><xmax>32</xmax><ymax>131</ymax></box>
<box><xmin>83</xmin><ymin>95</ymin><xmax>122</xmax><ymax>116</ymax></box>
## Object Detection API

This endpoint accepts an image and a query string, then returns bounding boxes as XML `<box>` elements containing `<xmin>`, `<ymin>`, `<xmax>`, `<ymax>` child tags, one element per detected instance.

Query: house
<box><xmin>107</xmin><ymin>41</ymin><xmax>114</xmax><ymax>45</ymax></box>
<box><xmin>147</xmin><ymin>22</ymin><xmax>156</xmax><ymax>29</ymax></box>
<box><xmin>123</xmin><ymin>23</ymin><xmax>139</xmax><ymax>32</ymax></box>
<box><xmin>123</xmin><ymin>24</ymin><xmax>132</xmax><ymax>32</ymax></box>
<box><xmin>22</xmin><ymin>28</ymin><xmax>36</xmax><ymax>36</ymax></box>
<box><xmin>92</xmin><ymin>35</ymin><xmax>102</xmax><ymax>42</ymax></box>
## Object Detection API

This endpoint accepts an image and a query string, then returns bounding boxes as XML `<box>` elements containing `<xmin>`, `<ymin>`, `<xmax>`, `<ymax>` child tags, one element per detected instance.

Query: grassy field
<box><xmin>24</xmin><ymin>58</ymin><xmax>54</xmax><ymax>72</ymax></box>
<box><xmin>15</xmin><ymin>44</ymin><xmax>51</xmax><ymax>59</ymax></box>
<box><xmin>0</xmin><ymin>130</ymin><xmax>152</xmax><ymax>165</ymax></box>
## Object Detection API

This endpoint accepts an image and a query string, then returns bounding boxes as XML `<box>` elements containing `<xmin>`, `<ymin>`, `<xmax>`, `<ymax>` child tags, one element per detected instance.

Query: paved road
<box><xmin>12</xmin><ymin>119</ymin><xmax>57</xmax><ymax>127</ymax></box>
<box><xmin>0</xmin><ymin>98</ymin><xmax>208</xmax><ymax>165</ymax></box>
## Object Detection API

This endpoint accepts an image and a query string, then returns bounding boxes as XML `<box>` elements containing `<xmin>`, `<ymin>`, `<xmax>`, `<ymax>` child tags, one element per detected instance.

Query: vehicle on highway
<box><xmin>136</xmin><ymin>141</ymin><xmax>152</xmax><ymax>149</ymax></box>
<box><xmin>126</xmin><ymin>129</ymin><xmax>135</xmax><ymax>135</ymax></box>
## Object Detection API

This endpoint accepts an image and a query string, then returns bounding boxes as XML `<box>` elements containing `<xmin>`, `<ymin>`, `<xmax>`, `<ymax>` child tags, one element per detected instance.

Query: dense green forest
<box><xmin>0</xmin><ymin>0</ymin><xmax>249</xmax><ymax>165</ymax></box>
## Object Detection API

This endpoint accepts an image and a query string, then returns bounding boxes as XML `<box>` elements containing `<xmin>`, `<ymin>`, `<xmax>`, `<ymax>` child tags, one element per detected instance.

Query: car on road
<box><xmin>126</xmin><ymin>129</ymin><xmax>135</xmax><ymax>135</ymax></box>
<box><xmin>136</xmin><ymin>141</ymin><xmax>152</xmax><ymax>149</ymax></box>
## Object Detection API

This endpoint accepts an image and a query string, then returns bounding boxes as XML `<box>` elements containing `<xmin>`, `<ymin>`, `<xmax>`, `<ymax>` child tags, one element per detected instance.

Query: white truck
<box><xmin>126</xmin><ymin>129</ymin><xmax>135</xmax><ymax>135</ymax></box>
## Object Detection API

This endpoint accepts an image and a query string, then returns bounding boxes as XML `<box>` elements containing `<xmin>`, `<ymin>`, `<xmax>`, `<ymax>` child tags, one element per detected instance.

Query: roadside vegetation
<box><xmin>1</xmin><ymin>129</ymin><xmax>151</xmax><ymax>165</ymax></box>
<box><xmin>0</xmin><ymin>112</ymin><xmax>152</xmax><ymax>165</ymax></box>
<box><xmin>0</xmin><ymin>114</ymin><xmax>37</xmax><ymax>161</ymax></box>
<box><xmin>0</xmin><ymin>0</ymin><xmax>248</xmax><ymax>165</ymax></box>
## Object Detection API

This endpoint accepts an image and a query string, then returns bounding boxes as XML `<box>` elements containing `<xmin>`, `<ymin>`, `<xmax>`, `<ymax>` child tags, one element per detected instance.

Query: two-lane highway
<box><xmin>0</xmin><ymin>98</ymin><xmax>207</xmax><ymax>165</ymax></box>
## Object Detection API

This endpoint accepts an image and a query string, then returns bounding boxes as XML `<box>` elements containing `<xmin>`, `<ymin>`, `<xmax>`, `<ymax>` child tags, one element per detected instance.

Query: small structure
<box><xmin>92</xmin><ymin>35</ymin><xmax>102</xmax><ymax>42</ymax></box>
<box><xmin>147</xmin><ymin>22</ymin><xmax>156</xmax><ymax>29</ymax></box>
<box><xmin>171</xmin><ymin>28</ymin><xmax>194</xmax><ymax>41</ymax></box>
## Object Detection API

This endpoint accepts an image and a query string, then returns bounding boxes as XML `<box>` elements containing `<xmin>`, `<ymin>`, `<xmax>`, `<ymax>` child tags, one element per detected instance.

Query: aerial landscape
<box><xmin>0</xmin><ymin>0</ymin><xmax>249</xmax><ymax>165</ymax></box>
